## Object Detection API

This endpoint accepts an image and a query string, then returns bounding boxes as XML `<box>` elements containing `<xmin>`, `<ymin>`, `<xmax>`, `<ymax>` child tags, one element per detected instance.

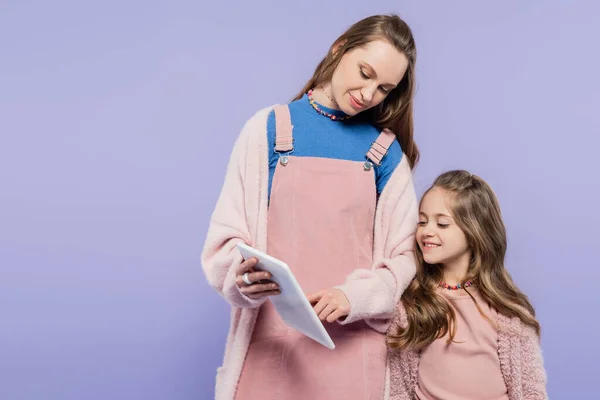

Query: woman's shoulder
<box><xmin>238</xmin><ymin>105</ymin><xmax>278</xmax><ymax>141</ymax></box>
<box><xmin>245</xmin><ymin>105</ymin><xmax>277</xmax><ymax>127</ymax></box>
<box><xmin>383</xmin><ymin>137</ymin><xmax>403</xmax><ymax>167</ymax></box>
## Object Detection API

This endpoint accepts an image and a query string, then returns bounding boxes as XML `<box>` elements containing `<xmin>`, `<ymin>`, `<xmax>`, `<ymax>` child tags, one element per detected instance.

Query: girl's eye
<box><xmin>438</xmin><ymin>223</ymin><xmax>449</xmax><ymax>228</ymax></box>
<box><xmin>360</xmin><ymin>69</ymin><xmax>369</xmax><ymax>79</ymax></box>
<box><xmin>417</xmin><ymin>221</ymin><xmax>427</xmax><ymax>226</ymax></box>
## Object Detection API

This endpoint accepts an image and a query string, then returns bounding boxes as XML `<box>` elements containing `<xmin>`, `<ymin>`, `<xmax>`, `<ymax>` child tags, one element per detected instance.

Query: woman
<box><xmin>202</xmin><ymin>14</ymin><xmax>419</xmax><ymax>400</ymax></box>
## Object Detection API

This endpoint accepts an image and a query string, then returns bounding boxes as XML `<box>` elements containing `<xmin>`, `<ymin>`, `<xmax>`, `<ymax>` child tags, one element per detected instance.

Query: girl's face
<box><xmin>330</xmin><ymin>39</ymin><xmax>408</xmax><ymax>116</ymax></box>
<box><xmin>417</xmin><ymin>188</ymin><xmax>470</xmax><ymax>267</ymax></box>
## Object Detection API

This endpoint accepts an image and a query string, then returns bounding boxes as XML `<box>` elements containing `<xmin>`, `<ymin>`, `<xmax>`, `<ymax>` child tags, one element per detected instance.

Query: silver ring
<box><xmin>242</xmin><ymin>272</ymin><xmax>252</xmax><ymax>286</ymax></box>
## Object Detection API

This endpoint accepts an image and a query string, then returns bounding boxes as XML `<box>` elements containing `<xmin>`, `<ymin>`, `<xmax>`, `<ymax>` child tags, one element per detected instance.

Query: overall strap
<box><xmin>273</xmin><ymin>104</ymin><xmax>294</xmax><ymax>152</ymax></box>
<box><xmin>365</xmin><ymin>129</ymin><xmax>396</xmax><ymax>166</ymax></box>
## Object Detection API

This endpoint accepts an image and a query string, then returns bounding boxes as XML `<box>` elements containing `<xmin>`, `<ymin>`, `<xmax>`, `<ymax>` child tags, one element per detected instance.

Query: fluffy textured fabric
<box><xmin>388</xmin><ymin>303</ymin><xmax>548</xmax><ymax>400</ymax></box>
<box><xmin>201</xmin><ymin>105</ymin><xmax>418</xmax><ymax>400</ymax></box>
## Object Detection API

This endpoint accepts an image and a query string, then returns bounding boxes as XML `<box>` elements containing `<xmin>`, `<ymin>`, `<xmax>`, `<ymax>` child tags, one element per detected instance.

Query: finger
<box><xmin>240</xmin><ymin>282</ymin><xmax>280</xmax><ymax>295</ymax></box>
<box><xmin>312</xmin><ymin>296</ymin><xmax>329</xmax><ymax>316</ymax></box>
<box><xmin>236</xmin><ymin>272</ymin><xmax>254</xmax><ymax>288</ymax></box>
<box><xmin>245</xmin><ymin>290</ymin><xmax>281</xmax><ymax>300</ymax></box>
<box><xmin>236</xmin><ymin>275</ymin><xmax>276</xmax><ymax>290</ymax></box>
<box><xmin>235</xmin><ymin>260</ymin><xmax>261</xmax><ymax>288</ymax></box>
<box><xmin>244</xmin><ymin>271</ymin><xmax>272</xmax><ymax>284</ymax></box>
<box><xmin>307</xmin><ymin>290</ymin><xmax>324</xmax><ymax>304</ymax></box>
<box><xmin>319</xmin><ymin>302</ymin><xmax>338</xmax><ymax>321</ymax></box>
<box><xmin>326</xmin><ymin>308</ymin><xmax>348</xmax><ymax>323</ymax></box>
<box><xmin>236</xmin><ymin>257</ymin><xmax>258</xmax><ymax>275</ymax></box>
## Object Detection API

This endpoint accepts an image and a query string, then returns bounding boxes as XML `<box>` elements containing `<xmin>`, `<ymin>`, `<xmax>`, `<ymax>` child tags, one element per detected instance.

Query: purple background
<box><xmin>1</xmin><ymin>1</ymin><xmax>598</xmax><ymax>399</ymax></box>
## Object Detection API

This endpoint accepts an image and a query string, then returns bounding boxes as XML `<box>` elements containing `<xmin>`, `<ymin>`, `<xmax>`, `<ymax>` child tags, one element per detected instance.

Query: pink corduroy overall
<box><xmin>235</xmin><ymin>105</ymin><xmax>396</xmax><ymax>400</ymax></box>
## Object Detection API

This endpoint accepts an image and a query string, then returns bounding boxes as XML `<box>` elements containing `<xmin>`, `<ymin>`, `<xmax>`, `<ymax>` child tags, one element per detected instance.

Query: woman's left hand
<box><xmin>307</xmin><ymin>289</ymin><xmax>351</xmax><ymax>322</ymax></box>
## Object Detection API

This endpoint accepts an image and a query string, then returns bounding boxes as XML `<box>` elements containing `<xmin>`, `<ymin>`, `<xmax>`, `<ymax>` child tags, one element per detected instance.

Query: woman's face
<box><xmin>330</xmin><ymin>39</ymin><xmax>408</xmax><ymax>116</ymax></box>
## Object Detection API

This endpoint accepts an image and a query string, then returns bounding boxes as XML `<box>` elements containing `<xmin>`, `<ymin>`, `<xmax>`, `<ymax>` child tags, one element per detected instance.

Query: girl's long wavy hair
<box><xmin>387</xmin><ymin>170</ymin><xmax>541</xmax><ymax>350</ymax></box>
<box><xmin>294</xmin><ymin>14</ymin><xmax>419</xmax><ymax>168</ymax></box>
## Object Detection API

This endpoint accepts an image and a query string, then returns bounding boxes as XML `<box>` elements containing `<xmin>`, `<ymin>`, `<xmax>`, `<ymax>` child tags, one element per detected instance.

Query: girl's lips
<box><xmin>422</xmin><ymin>242</ymin><xmax>441</xmax><ymax>250</ymax></box>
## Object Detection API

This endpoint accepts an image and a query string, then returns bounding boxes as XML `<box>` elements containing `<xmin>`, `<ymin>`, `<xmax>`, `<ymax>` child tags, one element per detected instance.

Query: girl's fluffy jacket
<box><xmin>388</xmin><ymin>303</ymin><xmax>548</xmax><ymax>399</ymax></box>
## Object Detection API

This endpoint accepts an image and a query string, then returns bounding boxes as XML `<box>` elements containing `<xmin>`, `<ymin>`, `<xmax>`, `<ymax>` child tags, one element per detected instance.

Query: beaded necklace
<box><xmin>307</xmin><ymin>88</ymin><xmax>352</xmax><ymax>121</ymax></box>
<box><xmin>439</xmin><ymin>280</ymin><xmax>473</xmax><ymax>290</ymax></box>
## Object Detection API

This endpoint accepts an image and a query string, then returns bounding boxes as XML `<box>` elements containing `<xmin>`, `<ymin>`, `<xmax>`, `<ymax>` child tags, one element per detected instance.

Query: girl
<box><xmin>387</xmin><ymin>170</ymin><xmax>547</xmax><ymax>400</ymax></box>
<box><xmin>202</xmin><ymin>14</ymin><xmax>419</xmax><ymax>400</ymax></box>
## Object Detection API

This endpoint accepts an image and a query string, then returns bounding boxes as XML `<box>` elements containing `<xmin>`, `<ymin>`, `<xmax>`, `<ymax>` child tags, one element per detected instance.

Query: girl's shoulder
<box><xmin>494</xmin><ymin>309</ymin><xmax>538</xmax><ymax>340</ymax></box>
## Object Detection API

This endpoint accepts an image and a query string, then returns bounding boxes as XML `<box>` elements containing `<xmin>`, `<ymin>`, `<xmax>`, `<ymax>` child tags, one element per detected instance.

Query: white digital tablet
<box><xmin>236</xmin><ymin>243</ymin><xmax>335</xmax><ymax>350</ymax></box>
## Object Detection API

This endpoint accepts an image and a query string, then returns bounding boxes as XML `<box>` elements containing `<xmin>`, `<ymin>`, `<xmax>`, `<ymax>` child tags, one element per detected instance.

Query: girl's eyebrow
<box><xmin>419</xmin><ymin>211</ymin><xmax>454</xmax><ymax>219</ymax></box>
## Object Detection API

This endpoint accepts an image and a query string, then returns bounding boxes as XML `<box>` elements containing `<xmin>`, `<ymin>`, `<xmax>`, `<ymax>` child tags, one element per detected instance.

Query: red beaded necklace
<box><xmin>307</xmin><ymin>88</ymin><xmax>352</xmax><ymax>121</ymax></box>
<box><xmin>439</xmin><ymin>280</ymin><xmax>473</xmax><ymax>290</ymax></box>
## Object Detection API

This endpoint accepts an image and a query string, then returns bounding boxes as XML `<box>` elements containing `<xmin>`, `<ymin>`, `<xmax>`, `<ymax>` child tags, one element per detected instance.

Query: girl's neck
<box><xmin>441</xmin><ymin>253</ymin><xmax>471</xmax><ymax>285</ymax></box>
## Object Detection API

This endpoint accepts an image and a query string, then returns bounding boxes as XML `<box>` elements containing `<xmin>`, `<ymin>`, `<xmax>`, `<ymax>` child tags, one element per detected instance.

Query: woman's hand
<box><xmin>235</xmin><ymin>257</ymin><xmax>280</xmax><ymax>300</ymax></box>
<box><xmin>307</xmin><ymin>289</ymin><xmax>351</xmax><ymax>322</ymax></box>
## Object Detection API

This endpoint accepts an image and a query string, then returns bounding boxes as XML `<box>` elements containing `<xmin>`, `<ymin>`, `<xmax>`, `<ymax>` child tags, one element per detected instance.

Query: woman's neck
<box><xmin>311</xmin><ymin>82</ymin><xmax>339</xmax><ymax>110</ymax></box>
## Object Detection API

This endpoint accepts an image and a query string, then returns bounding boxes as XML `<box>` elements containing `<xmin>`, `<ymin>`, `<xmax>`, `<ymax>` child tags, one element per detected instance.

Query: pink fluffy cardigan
<box><xmin>388</xmin><ymin>302</ymin><xmax>548</xmax><ymax>400</ymax></box>
<box><xmin>201</xmin><ymin>106</ymin><xmax>419</xmax><ymax>400</ymax></box>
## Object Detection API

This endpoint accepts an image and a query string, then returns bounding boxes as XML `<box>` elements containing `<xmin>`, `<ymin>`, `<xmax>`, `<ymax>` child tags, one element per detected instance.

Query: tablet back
<box><xmin>236</xmin><ymin>243</ymin><xmax>335</xmax><ymax>350</ymax></box>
